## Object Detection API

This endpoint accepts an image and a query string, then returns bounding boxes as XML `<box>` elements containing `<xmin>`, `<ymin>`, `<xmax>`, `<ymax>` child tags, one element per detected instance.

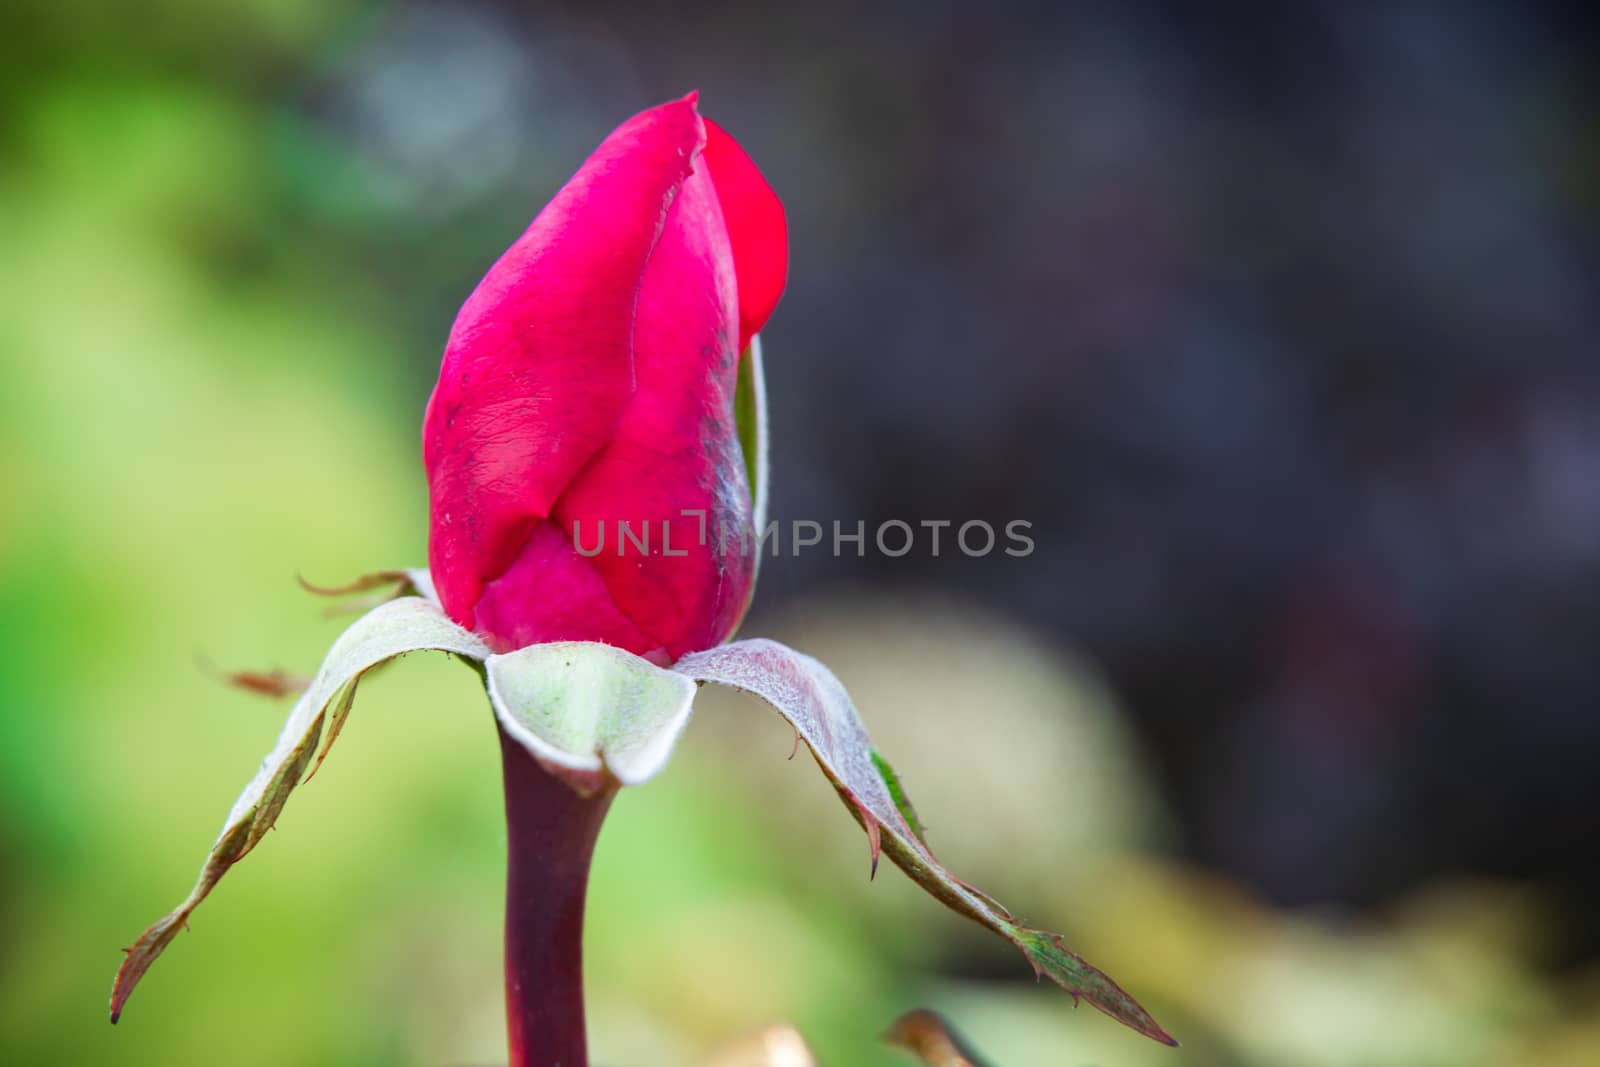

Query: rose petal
<box><xmin>704</xmin><ymin>117</ymin><xmax>789</xmax><ymax>352</ymax></box>
<box><xmin>424</xmin><ymin>95</ymin><xmax>708</xmax><ymax>635</ymax></box>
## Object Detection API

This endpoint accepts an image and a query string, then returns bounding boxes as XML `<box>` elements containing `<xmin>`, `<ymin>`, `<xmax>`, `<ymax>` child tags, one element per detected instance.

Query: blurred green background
<box><xmin>4</xmin><ymin>1</ymin><xmax>1599</xmax><ymax>1065</ymax></box>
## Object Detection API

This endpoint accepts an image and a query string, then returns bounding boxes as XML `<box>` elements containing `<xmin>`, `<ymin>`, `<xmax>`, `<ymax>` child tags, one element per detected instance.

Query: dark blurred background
<box><xmin>286</xmin><ymin>0</ymin><xmax>1599</xmax><ymax>944</ymax></box>
<box><xmin>4</xmin><ymin>1</ymin><xmax>1598</xmax><ymax>1064</ymax></box>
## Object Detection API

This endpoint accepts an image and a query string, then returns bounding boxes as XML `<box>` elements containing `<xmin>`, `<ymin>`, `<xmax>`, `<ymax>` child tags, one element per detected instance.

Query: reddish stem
<box><xmin>498</xmin><ymin>725</ymin><xmax>618</xmax><ymax>1067</ymax></box>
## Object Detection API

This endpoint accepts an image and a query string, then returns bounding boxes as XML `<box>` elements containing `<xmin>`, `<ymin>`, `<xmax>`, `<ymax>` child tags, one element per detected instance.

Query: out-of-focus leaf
<box><xmin>884</xmin><ymin>1009</ymin><xmax>995</xmax><ymax>1066</ymax></box>
<box><xmin>701</xmin><ymin>1022</ymin><xmax>820</xmax><ymax>1067</ymax></box>
<box><xmin>674</xmin><ymin>639</ymin><xmax>1177</xmax><ymax>1047</ymax></box>
<box><xmin>486</xmin><ymin>641</ymin><xmax>698</xmax><ymax>795</ymax></box>
<box><xmin>109</xmin><ymin>595</ymin><xmax>489</xmax><ymax>1021</ymax></box>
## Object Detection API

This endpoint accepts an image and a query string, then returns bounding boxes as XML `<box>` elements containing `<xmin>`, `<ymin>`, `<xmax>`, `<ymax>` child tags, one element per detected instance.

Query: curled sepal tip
<box><xmin>673</xmin><ymin>639</ymin><xmax>1178</xmax><ymax>1047</ymax></box>
<box><xmin>109</xmin><ymin>596</ymin><xmax>489</xmax><ymax>1022</ymax></box>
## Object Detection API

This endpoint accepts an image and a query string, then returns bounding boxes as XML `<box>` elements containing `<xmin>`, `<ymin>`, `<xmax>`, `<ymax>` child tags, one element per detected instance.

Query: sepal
<box><xmin>674</xmin><ymin>638</ymin><xmax>1177</xmax><ymax>1047</ymax></box>
<box><xmin>486</xmin><ymin>642</ymin><xmax>697</xmax><ymax>795</ymax></box>
<box><xmin>735</xmin><ymin>334</ymin><xmax>770</xmax><ymax>541</ymax></box>
<box><xmin>110</xmin><ymin>595</ymin><xmax>488</xmax><ymax>1020</ymax></box>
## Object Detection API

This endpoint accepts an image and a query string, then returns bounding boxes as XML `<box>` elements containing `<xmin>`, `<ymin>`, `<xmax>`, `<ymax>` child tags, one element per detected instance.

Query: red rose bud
<box><xmin>423</xmin><ymin>93</ymin><xmax>788</xmax><ymax>661</ymax></box>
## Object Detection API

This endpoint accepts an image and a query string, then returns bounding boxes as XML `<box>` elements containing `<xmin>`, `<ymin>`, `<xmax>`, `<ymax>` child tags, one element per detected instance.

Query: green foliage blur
<box><xmin>3</xmin><ymin>2</ymin><xmax>1598</xmax><ymax>1065</ymax></box>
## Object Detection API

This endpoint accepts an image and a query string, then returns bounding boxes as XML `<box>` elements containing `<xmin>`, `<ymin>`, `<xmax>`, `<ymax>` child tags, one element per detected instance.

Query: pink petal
<box><xmin>551</xmin><ymin>153</ymin><xmax>754</xmax><ymax>659</ymax></box>
<box><xmin>473</xmin><ymin>520</ymin><xmax>662</xmax><ymax>657</ymax></box>
<box><xmin>424</xmin><ymin>96</ymin><xmax>707</xmax><ymax>633</ymax></box>
<box><xmin>703</xmin><ymin>117</ymin><xmax>789</xmax><ymax>353</ymax></box>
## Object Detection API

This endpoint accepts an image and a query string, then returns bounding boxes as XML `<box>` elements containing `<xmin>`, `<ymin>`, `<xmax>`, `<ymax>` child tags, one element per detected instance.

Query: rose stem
<box><xmin>498</xmin><ymin>725</ymin><xmax>618</xmax><ymax>1067</ymax></box>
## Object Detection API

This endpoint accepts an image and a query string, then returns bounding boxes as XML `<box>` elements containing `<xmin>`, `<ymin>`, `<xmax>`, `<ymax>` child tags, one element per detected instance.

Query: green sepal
<box><xmin>674</xmin><ymin>639</ymin><xmax>1177</xmax><ymax>1047</ymax></box>
<box><xmin>871</xmin><ymin>748</ymin><xmax>929</xmax><ymax>846</ymax></box>
<box><xmin>110</xmin><ymin>595</ymin><xmax>489</xmax><ymax>1021</ymax></box>
<box><xmin>486</xmin><ymin>641</ymin><xmax>698</xmax><ymax>796</ymax></box>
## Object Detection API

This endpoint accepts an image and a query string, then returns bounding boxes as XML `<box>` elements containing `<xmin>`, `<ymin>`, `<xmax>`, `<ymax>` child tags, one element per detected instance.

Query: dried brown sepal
<box><xmin>295</xmin><ymin>569</ymin><xmax>413</xmax><ymax>597</ymax></box>
<box><xmin>223</xmin><ymin>667</ymin><xmax>309</xmax><ymax>699</ymax></box>
<box><xmin>195</xmin><ymin>653</ymin><xmax>310</xmax><ymax>699</ymax></box>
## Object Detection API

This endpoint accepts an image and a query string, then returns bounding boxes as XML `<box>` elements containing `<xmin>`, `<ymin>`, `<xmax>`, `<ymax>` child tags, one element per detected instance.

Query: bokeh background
<box><xmin>3</xmin><ymin>1</ymin><xmax>1598</xmax><ymax>1064</ymax></box>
